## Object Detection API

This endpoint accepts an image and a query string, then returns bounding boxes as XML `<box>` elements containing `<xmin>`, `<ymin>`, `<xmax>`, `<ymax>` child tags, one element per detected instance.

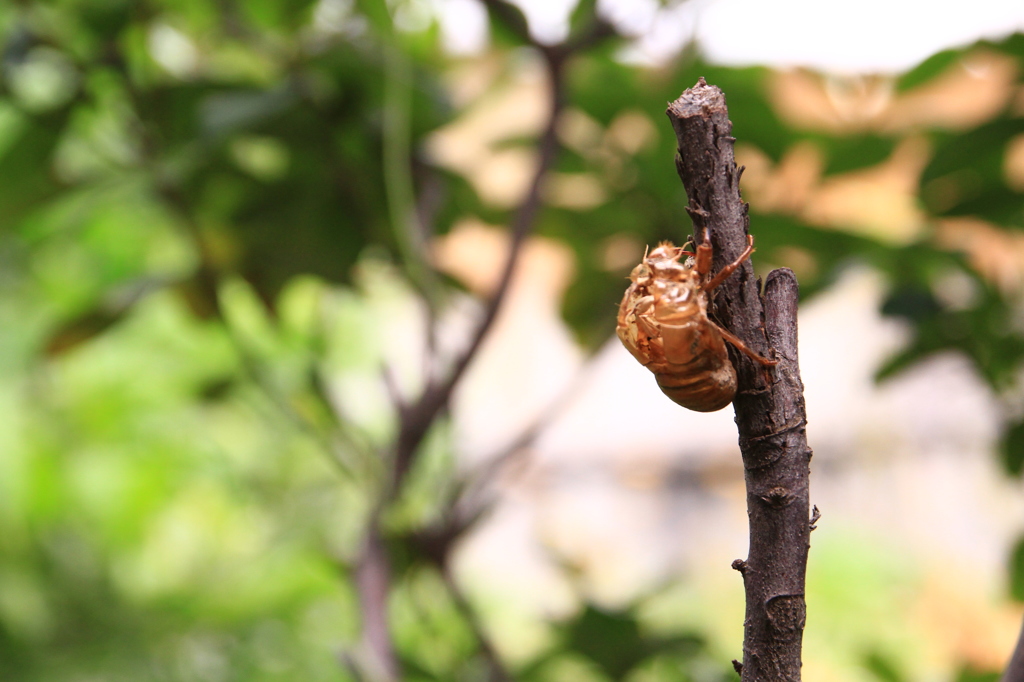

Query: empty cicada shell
<box><xmin>616</xmin><ymin>233</ymin><xmax>775</xmax><ymax>412</ymax></box>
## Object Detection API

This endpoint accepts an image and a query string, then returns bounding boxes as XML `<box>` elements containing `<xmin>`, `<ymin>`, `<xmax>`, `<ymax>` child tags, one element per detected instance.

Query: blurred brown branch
<box><xmin>351</xmin><ymin>3</ymin><xmax>622</xmax><ymax>680</ymax></box>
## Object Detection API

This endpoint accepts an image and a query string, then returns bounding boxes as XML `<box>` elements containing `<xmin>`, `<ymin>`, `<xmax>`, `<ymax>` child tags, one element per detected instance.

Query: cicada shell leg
<box><xmin>712</xmin><ymin>321</ymin><xmax>774</xmax><ymax>385</ymax></box>
<box><xmin>705</xmin><ymin>235</ymin><xmax>755</xmax><ymax>293</ymax></box>
<box><xmin>694</xmin><ymin>226</ymin><xmax>714</xmax><ymax>281</ymax></box>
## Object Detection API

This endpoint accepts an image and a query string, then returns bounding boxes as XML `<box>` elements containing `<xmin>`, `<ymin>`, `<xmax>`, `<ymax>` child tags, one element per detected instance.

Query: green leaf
<box><xmin>482</xmin><ymin>0</ymin><xmax>532</xmax><ymax>47</ymax></box>
<box><xmin>1011</xmin><ymin>535</ymin><xmax>1024</xmax><ymax>600</ymax></box>
<box><xmin>920</xmin><ymin>119</ymin><xmax>1024</xmax><ymax>223</ymax></box>
<box><xmin>199</xmin><ymin>87</ymin><xmax>296</xmax><ymax>138</ymax></box>
<box><xmin>0</xmin><ymin>110</ymin><xmax>71</xmax><ymax>231</ymax></box>
<box><xmin>880</xmin><ymin>285</ymin><xmax>942</xmax><ymax>323</ymax></box>
<box><xmin>863</xmin><ymin>650</ymin><xmax>905</xmax><ymax>682</ymax></box>
<box><xmin>44</xmin><ymin>308</ymin><xmax>128</xmax><ymax>356</ymax></box>
<box><xmin>239</xmin><ymin>0</ymin><xmax>319</xmax><ymax>32</ymax></box>
<box><xmin>355</xmin><ymin>0</ymin><xmax>394</xmax><ymax>37</ymax></box>
<box><xmin>1000</xmin><ymin>419</ymin><xmax>1024</xmax><ymax>477</ymax></box>
<box><xmin>896</xmin><ymin>49</ymin><xmax>961</xmax><ymax>92</ymax></box>
<box><xmin>818</xmin><ymin>135</ymin><xmax>897</xmax><ymax>175</ymax></box>
<box><xmin>987</xmin><ymin>32</ymin><xmax>1024</xmax><ymax>60</ymax></box>
<box><xmin>554</xmin><ymin>605</ymin><xmax>702</xmax><ymax>679</ymax></box>
<box><xmin>955</xmin><ymin>666</ymin><xmax>1001</xmax><ymax>682</ymax></box>
<box><xmin>568</xmin><ymin>0</ymin><xmax>600</xmax><ymax>39</ymax></box>
<box><xmin>564</xmin><ymin>605</ymin><xmax>648</xmax><ymax>678</ymax></box>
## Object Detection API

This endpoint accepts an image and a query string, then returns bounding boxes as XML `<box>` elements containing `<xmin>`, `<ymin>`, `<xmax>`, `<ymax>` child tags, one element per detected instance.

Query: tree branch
<box><xmin>353</xmin><ymin>5</ymin><xmax>621</xmax><ymax>677</ymax></box>
<box><xmin>389</xmin><ymin>47</ymin><xmax>567</xmax><ymax>494</ymax></box>
<box><xmin>352</xmin><ymin>26</ymin><xmax>578</xmax><ymax>682</ymax></box>
<box><xmin>355</xmin><ymin>524</ymin><xmax>400</xmax><ymax>682</ymax></box>
<box><xmin>387</xmin><ymin>0</ymin><xmax>622</xmax><ymax>515</ymax></box>
<box><xmin>666</xmin><ymin>78</ymin><xmax>813</xmax><ymax>682</ymax></box>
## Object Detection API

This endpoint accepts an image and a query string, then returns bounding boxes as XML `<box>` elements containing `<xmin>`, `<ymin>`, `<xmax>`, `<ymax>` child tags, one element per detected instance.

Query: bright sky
<box><xmin>694</xmin><ymin>0</ymin><xmax>1024</xmax><ymax>72</ymax></box>
<box><xmin>435</xmin><ymin>0</ymin><xmax>1024</xmax><ymax>72</ymax></box>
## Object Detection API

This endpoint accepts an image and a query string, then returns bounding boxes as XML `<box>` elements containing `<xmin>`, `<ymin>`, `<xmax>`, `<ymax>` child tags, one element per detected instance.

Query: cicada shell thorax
<box><xmin>616</xmin><ymin>241</ymin><xmax>738</xmax><ymax>412</ymax></box>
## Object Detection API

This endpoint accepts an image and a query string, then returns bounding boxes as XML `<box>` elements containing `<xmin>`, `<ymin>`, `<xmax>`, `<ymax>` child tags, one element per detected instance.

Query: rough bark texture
<box><xmin>667</xmin><ymin>78</ymin><xmax>813</xmax><ymax>682</ymax></box>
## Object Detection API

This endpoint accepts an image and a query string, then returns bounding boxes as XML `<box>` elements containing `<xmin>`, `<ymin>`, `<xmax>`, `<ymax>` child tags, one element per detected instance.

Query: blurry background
<box><xmin>2</xmin><ymin>0</ymin><xmax>1024</xmax><ymax>681</ymax></box>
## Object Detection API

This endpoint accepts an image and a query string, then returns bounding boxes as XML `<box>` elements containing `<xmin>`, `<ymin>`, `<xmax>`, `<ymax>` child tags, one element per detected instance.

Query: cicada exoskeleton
<box><xmin>616</xmin><ymin>231</ymin><xmax>775</xmax><ymax>412</ymax></box>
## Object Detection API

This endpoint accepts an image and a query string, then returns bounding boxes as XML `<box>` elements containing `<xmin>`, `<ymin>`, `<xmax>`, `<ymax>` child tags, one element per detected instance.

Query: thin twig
<box><xmin>386</xmin><ymin>0</ymin><xmax>623</xmax><ymax>499</ymax></box>
<box><xmin>388</xmin><ymin>46</ymin><xmax>567</xmax><ymax>494</ymax></box>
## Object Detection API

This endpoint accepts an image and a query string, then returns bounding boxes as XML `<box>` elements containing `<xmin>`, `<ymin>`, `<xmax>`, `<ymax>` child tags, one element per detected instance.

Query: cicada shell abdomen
<box><xmin>616</xmin><ymin>242</ymin><xmax>738</xmax><ymax>412</ymax></box>
<box><xmin>654</xmin><ymin>304</ymin><xmax>737</xmax><ymax>411</ymax></box>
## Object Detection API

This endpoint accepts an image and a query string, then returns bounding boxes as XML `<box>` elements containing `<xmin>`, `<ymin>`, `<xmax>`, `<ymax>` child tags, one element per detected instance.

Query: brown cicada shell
<box><xmin>616</xmin><ymin>231</ymin><xmax>776</xmax><ymax>412</ymax></box>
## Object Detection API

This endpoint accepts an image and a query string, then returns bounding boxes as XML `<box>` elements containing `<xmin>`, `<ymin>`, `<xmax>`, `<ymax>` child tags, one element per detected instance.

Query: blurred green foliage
<box><xmin>1</xmin><ymin>0</ymin><xmax>1024</xmax><ymax>678</ymax></box>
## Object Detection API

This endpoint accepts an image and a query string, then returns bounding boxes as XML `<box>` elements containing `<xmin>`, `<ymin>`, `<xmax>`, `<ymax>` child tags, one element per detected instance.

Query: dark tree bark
<box><xmin>666</xmin><ymin>78</ymin><xmax>814</xmax><ymax>682</ymax></box>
